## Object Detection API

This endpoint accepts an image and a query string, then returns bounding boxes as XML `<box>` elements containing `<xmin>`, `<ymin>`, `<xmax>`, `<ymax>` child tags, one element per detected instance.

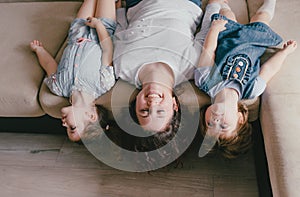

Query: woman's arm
<box><xmin>197</xmin><ymin>19</ymin><xmax>227</xmax><ymax>68</ymax></box>
<box><xmin>259</xmin><ymin>40</ymin><xmax>297</xmax><ymax>83</ymax></box>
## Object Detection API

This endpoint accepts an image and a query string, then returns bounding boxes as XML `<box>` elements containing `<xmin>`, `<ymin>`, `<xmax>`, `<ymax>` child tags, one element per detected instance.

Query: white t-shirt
<box><xmin>113</xmin><ymin>0</ymin><xmax>216</xmax><ymax>88</ymax></box>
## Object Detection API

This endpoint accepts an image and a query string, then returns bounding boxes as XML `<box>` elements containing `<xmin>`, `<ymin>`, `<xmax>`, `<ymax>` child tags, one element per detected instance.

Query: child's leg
<box><xmin>95</xmin><ymin>0</ymin><xmax>116</xmax><ymax>21</ymax></box>
<box><xmin>30</xmin><ymin>40</ymin><xmax>58</xmax><ymax>76</ymax></box>
<box><xmin>76</xmin><ymin>0</ymin><xmax>97</xmax><ymax>19</ymax></box>
<box><xmin>250</xmin><ymin>0</ymin><xmax>276</xmax><ymax>25</ymax></box>
<box><xmin>219</xmin><ymin>3</ymin><xmax>237</xmax><ymax>22</ymax></box>
<box><xmin>196</xmin><ymin>0</ymin><xmax>228</xmax><ymax>44</ymax></box>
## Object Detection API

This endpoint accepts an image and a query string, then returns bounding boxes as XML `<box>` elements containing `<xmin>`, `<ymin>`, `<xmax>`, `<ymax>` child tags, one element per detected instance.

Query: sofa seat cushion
<box><xmin>258</xmin><ymin>0</ymin><xmax>300</xmax><ymax>196</ymax></box>
<box><xmin>247</xmin><ymin>0</ymin><xmax>300</xmax><ymax>196</ymax></box>
<box><xmin>0</xmin><ymin>2</ymin><xmax>81</xmax><ymax>117</ymax></box>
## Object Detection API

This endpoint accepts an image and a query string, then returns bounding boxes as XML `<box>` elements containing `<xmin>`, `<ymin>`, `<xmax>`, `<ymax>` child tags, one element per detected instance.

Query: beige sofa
<box><xmin>0</xmin><ymin>0</ymin><xmax>298</xmax><ymax>196</ymax></box>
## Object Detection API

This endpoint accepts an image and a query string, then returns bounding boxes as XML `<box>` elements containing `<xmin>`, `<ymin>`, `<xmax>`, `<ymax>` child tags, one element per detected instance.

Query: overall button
<box><xmin>236</xmin><ymin>67</ymin><xmax>241</xmax><ymax>72</ymax></box>
<box><xmin>238</xmin><ymin>61</ymin><xmax>244</xmax><ymax>66</ymax></box>
<box><xmin>233</xmin><ymin>73</ymin><xmax>238</xmax><ymax>78</ymax></box>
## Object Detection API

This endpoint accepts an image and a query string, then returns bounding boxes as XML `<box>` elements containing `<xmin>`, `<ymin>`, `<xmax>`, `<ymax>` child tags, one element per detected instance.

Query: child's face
<box><xmin>135</xmin><ymin>83</ymin><xmax>178</xmax><ymax>132</ymax></box>
<box><xmin>205</xmin><ymin>103</ymin><xmax>242</xmax><ymax>139</ymax></box>
<box><xmin>61</xmin><ymin>105</ymin><xmax>98</xmax><ymax>142</ymax></box>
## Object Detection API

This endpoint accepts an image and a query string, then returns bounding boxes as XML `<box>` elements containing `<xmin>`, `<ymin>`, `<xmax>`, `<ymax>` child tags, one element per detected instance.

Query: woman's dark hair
<box><xmin>199</xmin><ymin>102</ymin><xmax>253</xmax><ymax>159</ymax></box>
<box><xmin>80</xmin><ymin>95</ymin><xmax>197</xmax><ymax>170</ymax></box>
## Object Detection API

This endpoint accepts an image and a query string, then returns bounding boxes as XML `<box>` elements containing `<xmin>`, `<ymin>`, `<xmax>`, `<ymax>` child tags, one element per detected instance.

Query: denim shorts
<box><xmin>126</xmin><ymin>0</ymin><xmax>202</xmax><ymax>9</ymax></box>
<box><xmin>212</xmin><ymin>14</ymin><xmax>282</xmax><ymax>51</ymax></box>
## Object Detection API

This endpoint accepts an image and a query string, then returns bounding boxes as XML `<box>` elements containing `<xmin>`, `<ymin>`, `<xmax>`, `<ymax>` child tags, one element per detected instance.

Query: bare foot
<box><xmin>30</xmin><ymin>40</ymin><xmax>44</xmax><ymax>53</ymax></box>
<box><xmin>282</xmin><ymin>40</ymin><xmax>297</xmax><ymax>55</ymax></box>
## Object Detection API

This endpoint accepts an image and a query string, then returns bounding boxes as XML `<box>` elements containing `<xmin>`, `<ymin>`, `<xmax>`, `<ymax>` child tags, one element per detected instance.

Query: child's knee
<box><xmin>220</xmin><ymin>8</ymin><xmax>236</xmax><ymax>22</ymax></box>
<box><xmin>250</xmin><ymin>12</ymin><xmax>271</xmax><ymax>25</ymax></box>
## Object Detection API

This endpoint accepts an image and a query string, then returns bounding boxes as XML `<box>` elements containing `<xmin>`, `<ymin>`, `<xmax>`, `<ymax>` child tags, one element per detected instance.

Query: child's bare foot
<box><xmin>282</xmin><ymin>40</ymin><xmax>297</xmax><ymax>55</ymax></box>
<box><xmin>30</xmin><ymin>40</ymin><xmax>44</xmax><ymax>53</ymax></box>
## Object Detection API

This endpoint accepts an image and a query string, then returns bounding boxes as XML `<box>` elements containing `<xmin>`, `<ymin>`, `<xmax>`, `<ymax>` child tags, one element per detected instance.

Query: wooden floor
<box><xmin>0</xmin><ymin>132</ymin><xmax>259</xmax><ymax>197</ymax></box>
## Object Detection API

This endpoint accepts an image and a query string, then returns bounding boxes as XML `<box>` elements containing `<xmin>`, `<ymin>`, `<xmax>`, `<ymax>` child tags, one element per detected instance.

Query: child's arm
<box><xmin>259</xmin><ymin>40</ymin><xmax>297</xmax><ymax>83</ymax></box>
<box><xmin>197</xmin><ymin>19</ymin><xmax>227</xmax><ymax>68</ymax></box>
<box><xmin>86</xmin><ymin>17</ymin><xmax>114</xmax><ymax>67</ymax></box>
<box><xmin>30</xmin><ymin>40</ymin><xmax>58</xmax><ymax>76</ymax></box>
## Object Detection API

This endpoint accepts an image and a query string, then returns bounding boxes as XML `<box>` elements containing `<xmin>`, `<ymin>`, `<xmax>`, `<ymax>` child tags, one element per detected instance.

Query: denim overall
<box><xmin>199</xmin><ymin>14</ymin><xmax>283</xmax><ymax>99</ymax></box>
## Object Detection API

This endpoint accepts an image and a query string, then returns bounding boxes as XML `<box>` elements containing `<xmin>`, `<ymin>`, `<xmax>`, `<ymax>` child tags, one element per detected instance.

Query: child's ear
<box><xmin>238</xmin><ymin>112</ymin><xmax>246</xmax><ymax>124</ymax></box>
<box><xmin>90</xmin><ymin>112</ymin><xmax>98</xmax><ymax>122</ymax></box>
<box><xmin>172</xmin><ymin>97</ymin><xmax>179</xmax><ymax>112</ymax></box>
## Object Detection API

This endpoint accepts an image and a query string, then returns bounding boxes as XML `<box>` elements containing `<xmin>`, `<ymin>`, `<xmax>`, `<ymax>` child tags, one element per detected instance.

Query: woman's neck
<box><xmin>138</xmin><ymin>62</ymin><xmax>174</xmax><ymax>89</ymax></box>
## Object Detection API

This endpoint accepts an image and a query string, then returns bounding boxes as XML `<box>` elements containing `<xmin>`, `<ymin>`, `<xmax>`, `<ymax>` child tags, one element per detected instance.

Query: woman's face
<box><xmin>135</xmin><ymin>83</ymin><xmax>178</xmax><ymax>132</ymax></box>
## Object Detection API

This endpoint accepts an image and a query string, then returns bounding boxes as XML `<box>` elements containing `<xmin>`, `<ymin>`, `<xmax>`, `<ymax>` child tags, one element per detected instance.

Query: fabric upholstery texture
<box><xmin>0</xmin><ymin>2</ymin><xmax>80</xmax><ymax>116</ymax></box>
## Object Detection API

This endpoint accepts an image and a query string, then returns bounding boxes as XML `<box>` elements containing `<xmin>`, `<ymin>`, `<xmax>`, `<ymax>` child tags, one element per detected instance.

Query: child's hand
<box><xmin>211</xmin><ymin>19</ymin><xmax>227</xmax><ymax>32</ymax></box>
<box><xmin>282</xmin><ymin>40</ymin><xmax>297</xmax><ymax>55</ymax></box>
<box><xmin>85</xmin><ymin>17</ymin><xmax>102</xmax><ymax>28</ymax></box>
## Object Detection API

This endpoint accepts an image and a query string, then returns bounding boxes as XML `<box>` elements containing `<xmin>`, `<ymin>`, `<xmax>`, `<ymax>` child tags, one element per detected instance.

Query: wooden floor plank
<box><xmin>55</xmin><ymin>138</ymin><xmax>108</xmax><ymax>169</ymax></box>
<box><xmin>0</xmin><ymin>132</ymin><xmax>65</xmax><ymax>150</ymax></box>
<box><xmin>213</xmin><ymin>175</ymin><xmax>259</xmax><ymax>197</ymax></box>
<box><xmin>0</xmin><ymin>166</ymin><xmax>214</xmax><ymax>197</ymax></box>
<box><xmin>0</xmin><ymin>132</ymin><xmax>258</xmax><ymax>197</ymax></box>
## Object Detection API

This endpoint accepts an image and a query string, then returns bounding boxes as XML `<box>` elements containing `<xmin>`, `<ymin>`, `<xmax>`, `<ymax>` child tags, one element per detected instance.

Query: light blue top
<box><xmin>44</xmin><ymin>18</ymin><xmax>116</xmax><ymax>99</ymax></box>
